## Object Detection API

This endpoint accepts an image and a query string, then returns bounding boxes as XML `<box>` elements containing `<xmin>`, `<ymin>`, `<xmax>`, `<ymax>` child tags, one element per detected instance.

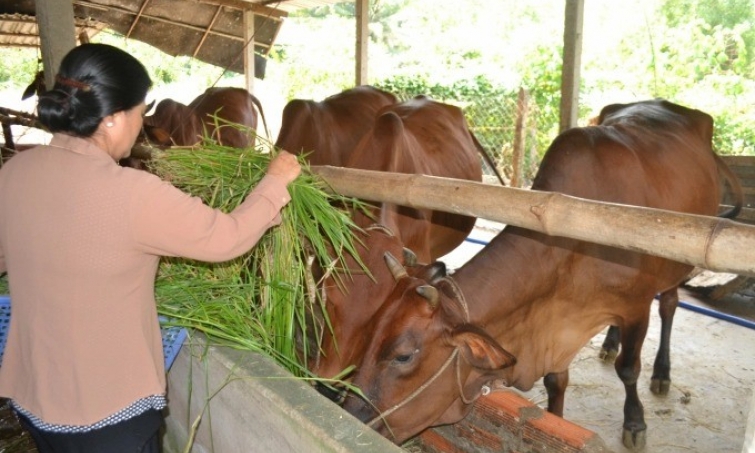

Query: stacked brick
<box><xmin>412</xmin><ymin>390</ymin><xmax>612</xmax><ymax>453</ymax></box>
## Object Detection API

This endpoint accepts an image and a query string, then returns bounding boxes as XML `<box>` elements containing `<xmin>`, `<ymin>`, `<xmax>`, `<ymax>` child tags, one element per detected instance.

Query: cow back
<box><xmin>275</xmin><ymin>85</ymin><xmax>397</xmax><ymax>166</ymax></box>
<box><xmin>345</xmin><ymin>96</ymin><xmax>483</xmax><ymax>261</ymax></box>
<box><xmin>142</xmin><ymin>99</ymin><xmax>200</xmax><ymax>146</ymax></box>
<box><xmin>188</xmin><ymin>87</ymin><xmax>260</xmax><ymax>148</ymax></box>
<box><xmin>535</xmin><ymin>99</ymin><xmax>721</xmax><ymax>218</ymax></box>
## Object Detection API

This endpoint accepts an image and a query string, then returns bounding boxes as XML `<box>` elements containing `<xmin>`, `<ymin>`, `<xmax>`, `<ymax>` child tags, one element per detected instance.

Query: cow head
<box><xmin>341</xmin><ymin>252</ymin><xmax>516</xmax><ymax>444</ymax></box>
<box><xmin>307</xmin><ymin>225</ymin><xmax>446</xmax><ymax>382</ymax></box>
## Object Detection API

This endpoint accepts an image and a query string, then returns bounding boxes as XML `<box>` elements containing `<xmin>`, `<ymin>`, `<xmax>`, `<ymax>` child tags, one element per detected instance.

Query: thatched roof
<box><xmin>0</xmin><ymin>0</ymin><xmax>343</xmax><ymax>77</ymax></box>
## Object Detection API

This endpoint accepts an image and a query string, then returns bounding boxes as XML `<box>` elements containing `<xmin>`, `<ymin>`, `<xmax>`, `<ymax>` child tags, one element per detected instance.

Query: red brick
<box><xmin>452</xmin><ymin>422</ymin><xmax>503</xmax><ymax>450</ymax></box>
<box><xmin>525</xmin><ymin>409</ymin><xmax>597</xmax><ymax>450</ymax></box>
<box><xmin>416</xmin><ymin>429</ymin><xmax>467</xmax><ymax>453</ymax></box>
<box><xmin>473</xmin><ymin>390</ymin><xmax>537</xmax><ymax>428</ymax></box>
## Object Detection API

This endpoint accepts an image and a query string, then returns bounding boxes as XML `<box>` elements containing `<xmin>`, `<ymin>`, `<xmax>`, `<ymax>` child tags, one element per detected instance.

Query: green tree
<box><xmin>661</xmin><ymin>0</ymin><xmax>755</xmax><ymax>73</ymax></box>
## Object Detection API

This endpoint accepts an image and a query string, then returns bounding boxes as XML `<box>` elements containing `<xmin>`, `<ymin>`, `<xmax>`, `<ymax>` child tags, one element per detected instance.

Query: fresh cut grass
<box><xmin>149</xmin><ymin>127</ymin><xmax>368</xmax><ymax>379</ymax></box>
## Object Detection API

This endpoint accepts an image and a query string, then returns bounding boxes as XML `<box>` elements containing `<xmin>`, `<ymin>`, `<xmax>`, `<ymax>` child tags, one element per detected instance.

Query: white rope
<box><xmin>367</xmin><ymin>274</ymin><xmax>490</xmax><ymax>427</ymax></box>
<box><xmin>368</xmin><ymin>348</ymin><xmax>459</xmax><ymax>427</ymax></box>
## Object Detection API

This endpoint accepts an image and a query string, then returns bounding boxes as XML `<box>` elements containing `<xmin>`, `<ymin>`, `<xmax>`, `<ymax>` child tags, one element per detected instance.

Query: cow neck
<box><xmin>449</xmin><ymin>228</ymin><xmax>572</xmax><ymax>389</ymax></box>
<box><xmin>451</xmin><ymin>227</ymin><xmax>560</xmax><ymax>323</ymax></box>
<box><xmin>439</xmin><ymin>274</ymin><xmax>502</xmax><ymax>403</ymax></box>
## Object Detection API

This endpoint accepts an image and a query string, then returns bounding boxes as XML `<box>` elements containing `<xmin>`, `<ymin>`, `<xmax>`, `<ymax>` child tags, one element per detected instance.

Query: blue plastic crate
<box><xmin>0</xmin><ymin>296</ymin><xmax>187</xmax><ymax>370</ymax></box>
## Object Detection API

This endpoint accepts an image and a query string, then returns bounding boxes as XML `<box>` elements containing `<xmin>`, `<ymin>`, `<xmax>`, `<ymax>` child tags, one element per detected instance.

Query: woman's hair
<box><xmin>37</xmin><ymin>43</ymin><xmax>152</xmax><ymax>137</ymax></box>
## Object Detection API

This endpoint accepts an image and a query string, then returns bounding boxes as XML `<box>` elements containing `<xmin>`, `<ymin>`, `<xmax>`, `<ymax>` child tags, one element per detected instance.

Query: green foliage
<box><xmin>661</xmin><ymin>0</ymin><xmax>755</xmax><ymax>73</ymax></box>
<box><xmin>0</xmin><ymin>47</ymin><xmax>40</xmax><ymax>90</ymax></box>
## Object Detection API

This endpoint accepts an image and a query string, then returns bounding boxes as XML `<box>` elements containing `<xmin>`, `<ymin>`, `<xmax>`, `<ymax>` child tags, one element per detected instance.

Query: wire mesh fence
<box><xmin>390</xmin><ymin>88</ymin><xmax>546</xmax><ymax>188</ymax></box>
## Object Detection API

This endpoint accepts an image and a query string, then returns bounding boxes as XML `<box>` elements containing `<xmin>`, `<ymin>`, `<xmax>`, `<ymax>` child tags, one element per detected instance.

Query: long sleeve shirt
<box><xmin>0</xmin><ymin>133</ymin><xmax>291</xmax><ymax>426</ymax></box>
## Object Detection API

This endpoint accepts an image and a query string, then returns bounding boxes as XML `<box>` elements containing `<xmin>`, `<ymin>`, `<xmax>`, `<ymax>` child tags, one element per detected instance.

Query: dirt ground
<box><xmin>442</xmin><ymin>221</ymin><xmax>755</xmax><ymax>453</ymax></box>
<box><xmin>522</xmin><ymin>288</ymin><xmax>755</xmax><ymax>453</ymax></box>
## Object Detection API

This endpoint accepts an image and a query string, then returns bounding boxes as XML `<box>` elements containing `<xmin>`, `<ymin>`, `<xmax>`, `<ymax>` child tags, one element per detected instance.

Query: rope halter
<box><xmin>367</xmin><ymin>276</ymin><xmax>491</xmax><ymax>428</ymax></box>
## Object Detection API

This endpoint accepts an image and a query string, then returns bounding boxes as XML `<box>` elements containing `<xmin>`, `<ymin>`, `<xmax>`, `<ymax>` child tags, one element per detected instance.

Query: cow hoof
<box><xmin>650</xmin><ymin>378</ymin><xmax>671</xmax><ymax>395</ymax></box>
<box><xmin>599</xmin><ymin>347</ymin><xmax>618</xmax><ymax>363</ymax></box>
<box><xmin>622</xmin><ymin>426</ymin><xmax>647</xmax><ymax>450</ymax></box>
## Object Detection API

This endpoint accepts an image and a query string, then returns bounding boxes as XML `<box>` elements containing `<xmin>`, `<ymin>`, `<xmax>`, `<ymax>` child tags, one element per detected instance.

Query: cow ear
<box><xmin>373</xmin><ymin>112</ymin><xmax>404</xmax><ymax>142</ymax></box>
<box><xmin>409</xmin><ymin>261</ymin><xmax>446</xmax><ymax>283</ymax></box>
<box><xmin>146</xmin><ymin>127</ymin><xmax>172</xmax><ymax>146</ymax></box>
<box><xmin>424</xmin><ymin>262</ymin><xmax>447</xmax><ymax>283</ymax></box>
<box><xmin>449</xmin><ymin>325</ymin><xmax>516</xmax><ymax>371</ymax></box>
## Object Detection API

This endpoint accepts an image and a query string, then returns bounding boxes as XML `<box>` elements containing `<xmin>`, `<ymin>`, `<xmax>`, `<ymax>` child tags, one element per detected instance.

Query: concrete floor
<box><xmin>442</xmin><ymin>220</ymin><xmax>755</xmax><ymax>453</ymax></box>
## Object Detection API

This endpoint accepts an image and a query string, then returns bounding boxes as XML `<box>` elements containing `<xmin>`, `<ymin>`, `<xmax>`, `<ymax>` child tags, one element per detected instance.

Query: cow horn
<box><xmin>384</xmin><ymin>251</ymin><xmax>408</xmax><ymax>280</ymax></box>
<box><xmin>403</xmin><ymin>247</ymin><xmax>417</xmax><ymax>267</ymax></box>
<box><xmin>416</xmin><ymin>285</ymin><xmax>439</xmax><ymax>309</ymax></box>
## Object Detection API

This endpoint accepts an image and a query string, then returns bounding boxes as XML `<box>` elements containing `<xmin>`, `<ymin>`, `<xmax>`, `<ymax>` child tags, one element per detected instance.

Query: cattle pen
<box><xmin>161</xmin><ymin>162</ymin><xmax>755</xmax><ymax>453</ymax></box>
<box><xmin>161</xmin><ymin>167</ymin><xmax>755</xmax><ymax>453</ymax></box>
<box><xmin>0</xmin><ymin>163</ymin><xmax>753</xmax><ymax>453</ymax></box>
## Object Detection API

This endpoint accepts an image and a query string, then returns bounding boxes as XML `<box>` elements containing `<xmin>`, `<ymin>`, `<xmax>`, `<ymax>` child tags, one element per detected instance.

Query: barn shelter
<box><xmin>0</xmin><ymin>0</ymin><xmax>349</xmax><ymax>92</ymax></box>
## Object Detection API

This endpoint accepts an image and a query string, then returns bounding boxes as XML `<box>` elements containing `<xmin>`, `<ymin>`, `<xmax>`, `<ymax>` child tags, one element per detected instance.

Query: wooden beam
<box><xmin>126</xmin><ymin>0</ymin><xmax>151</xmax><ymax>39</ymax></box>
<box><xmin>194</xmin><ymin>5</ymin><xmax>223</xmax><ymax>57</ymax></box>
<box><xmin>559</xmin><ymin>0</ymin><xmax>584</xmax><ymax>132</ymax></box>
<box><xmin>311</xmin><ymin>166</ymin><xmax>755</xmax><ymax>278</ymax></box>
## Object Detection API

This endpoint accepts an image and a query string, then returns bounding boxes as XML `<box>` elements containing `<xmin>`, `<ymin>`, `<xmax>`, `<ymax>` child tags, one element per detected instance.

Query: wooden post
<box><xmin>511</xmin><ymin>88</ymin><xmax>529</xmax><ymax>188</ymax></box>
<box><xmin>243</xmin><ymin>8</ymin><xmax>256</xmax><ymax>93</ymax></box>
<box><xmin>560</xmin><ymin>0</ymin><xmax>584</xmax><ymax>132</ymax></box>
<box><xmin>355</xmin><ymin>0</ymin><xmax>369</xmax><ymax>85</ymax></box>
<box><xmin>35</xmin><ymin>0</ymin><xmax>77</xmax><ymax>87</ymax></box>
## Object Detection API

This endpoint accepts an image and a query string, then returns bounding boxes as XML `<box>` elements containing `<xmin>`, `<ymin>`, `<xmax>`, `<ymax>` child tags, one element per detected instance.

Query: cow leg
<box><xmin>616</xmin><ymin>315</ymin><xmax>650</xmax><ymax>450</ymax></box>
<box><xmin>599</xmin><ymin>325</ymin><xmax>620</xmax><ymax>362</ymax></box>
<box><xmin>543</xmin><ymin>370</ymin><xmax>569</xmax><ymax>416</ymax></box>
<box><xmin>650</xmin><ymin>288</ymin><xmax>678</xmax><ymax>395</ymax></box>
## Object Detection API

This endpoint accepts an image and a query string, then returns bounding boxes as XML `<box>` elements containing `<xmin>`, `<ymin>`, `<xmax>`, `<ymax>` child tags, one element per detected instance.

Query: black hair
<box><xmin>37</xmin><ymin>43</ymin><xmax>152</xmax><ymax>137</ymax></box>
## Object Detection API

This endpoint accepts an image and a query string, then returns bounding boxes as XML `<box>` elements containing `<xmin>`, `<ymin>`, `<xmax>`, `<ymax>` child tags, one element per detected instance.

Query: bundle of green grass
<box><xmin>149</xmin><ymin>134</ymin><xmax>365</xmax><ymax>380</ymax></box>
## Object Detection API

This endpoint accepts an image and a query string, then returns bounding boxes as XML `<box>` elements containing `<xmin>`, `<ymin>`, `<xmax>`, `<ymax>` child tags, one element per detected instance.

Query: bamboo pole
<box><xmin>310</xmin><ymin>166</ymin><xmax>755</xmax><ymax>278</ymax></box>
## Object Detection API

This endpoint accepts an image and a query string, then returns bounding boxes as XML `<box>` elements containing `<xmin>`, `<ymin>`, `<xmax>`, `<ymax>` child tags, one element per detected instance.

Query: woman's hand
<box><xmin>267</xmin><ymin>151</ymin><xmax>301</xmax><ymax>185</ymax></box>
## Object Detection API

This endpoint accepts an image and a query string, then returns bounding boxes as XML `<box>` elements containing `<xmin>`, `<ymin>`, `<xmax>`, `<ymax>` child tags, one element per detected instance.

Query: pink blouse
<box><xmin>0</xmin><ymin>134</ymin><xmax>291</xmax><ymax>426</ymax></box>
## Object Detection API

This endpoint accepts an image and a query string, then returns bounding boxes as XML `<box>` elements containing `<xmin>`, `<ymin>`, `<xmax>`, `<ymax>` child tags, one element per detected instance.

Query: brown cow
<box><xmin>303</xmin><ymin>94</ymin><xmax>483</xmax><ymax>386</ymax></box>
<box><xmin>340</xmin><ymin>99</ymin><xmax>743</xmax><ymax>449</ymax></box>
<box><xmin>304</xmin><ymin>224</ymin><xmax>445</xmax><ymax>385</ymax></box>
<box><xmin>275</xmin><ymin>85</ymin><xmax>397</xmax><ymax>166</ymax></box>
<box><xmin>344</xmin><ymin>95</ymin><xmax>484</xmax><ymax>262</ymax></box>
<box><xmin>142</xmin><ymin>86</ymin><xmax>267</xmax><ymax>148</ymax></box>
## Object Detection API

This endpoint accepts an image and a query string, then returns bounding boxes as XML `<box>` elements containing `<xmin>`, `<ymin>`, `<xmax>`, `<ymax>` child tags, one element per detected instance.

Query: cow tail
<box><xmin>715</xmin><ymin>153</ymin><xmax>743</xmax><ymax>219</ymax></box>
<box><xmin>471</xmin><ymin>132</ymin><xmax>506</xmax><ymax>186</ymax></box>
<box><xmin>251</xmin><ymin>95</ymin><xmax>271</xmax><ymax>142</ymax></box>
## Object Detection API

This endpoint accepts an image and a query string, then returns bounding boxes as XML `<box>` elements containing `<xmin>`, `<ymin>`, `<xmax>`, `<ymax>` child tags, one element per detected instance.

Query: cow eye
<box><xmin>393</xmin><ymin>348</ymin><xmax>419</xmax><ymax>365</ymax></box>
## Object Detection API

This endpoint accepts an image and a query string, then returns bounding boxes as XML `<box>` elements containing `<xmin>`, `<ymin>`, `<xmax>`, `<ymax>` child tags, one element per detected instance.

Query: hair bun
<box><xmin>37</xmin><ymin>89</ymin><xmax>77</xmax><ymax>132</ymax></box>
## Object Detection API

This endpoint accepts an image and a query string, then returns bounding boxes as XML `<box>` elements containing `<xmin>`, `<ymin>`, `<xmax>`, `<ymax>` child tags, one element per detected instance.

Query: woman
<box><xmin>0</xmin><ymin>43</ymin><xmax>300</xmax><ymax>452</ymax></box>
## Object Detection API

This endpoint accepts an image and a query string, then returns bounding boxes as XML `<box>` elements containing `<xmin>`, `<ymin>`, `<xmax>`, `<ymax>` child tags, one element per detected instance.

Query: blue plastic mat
<box><xmin>0</xmin><ymin>295</ymin><xmax>187</xmax><ymax>370</ymax></box>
